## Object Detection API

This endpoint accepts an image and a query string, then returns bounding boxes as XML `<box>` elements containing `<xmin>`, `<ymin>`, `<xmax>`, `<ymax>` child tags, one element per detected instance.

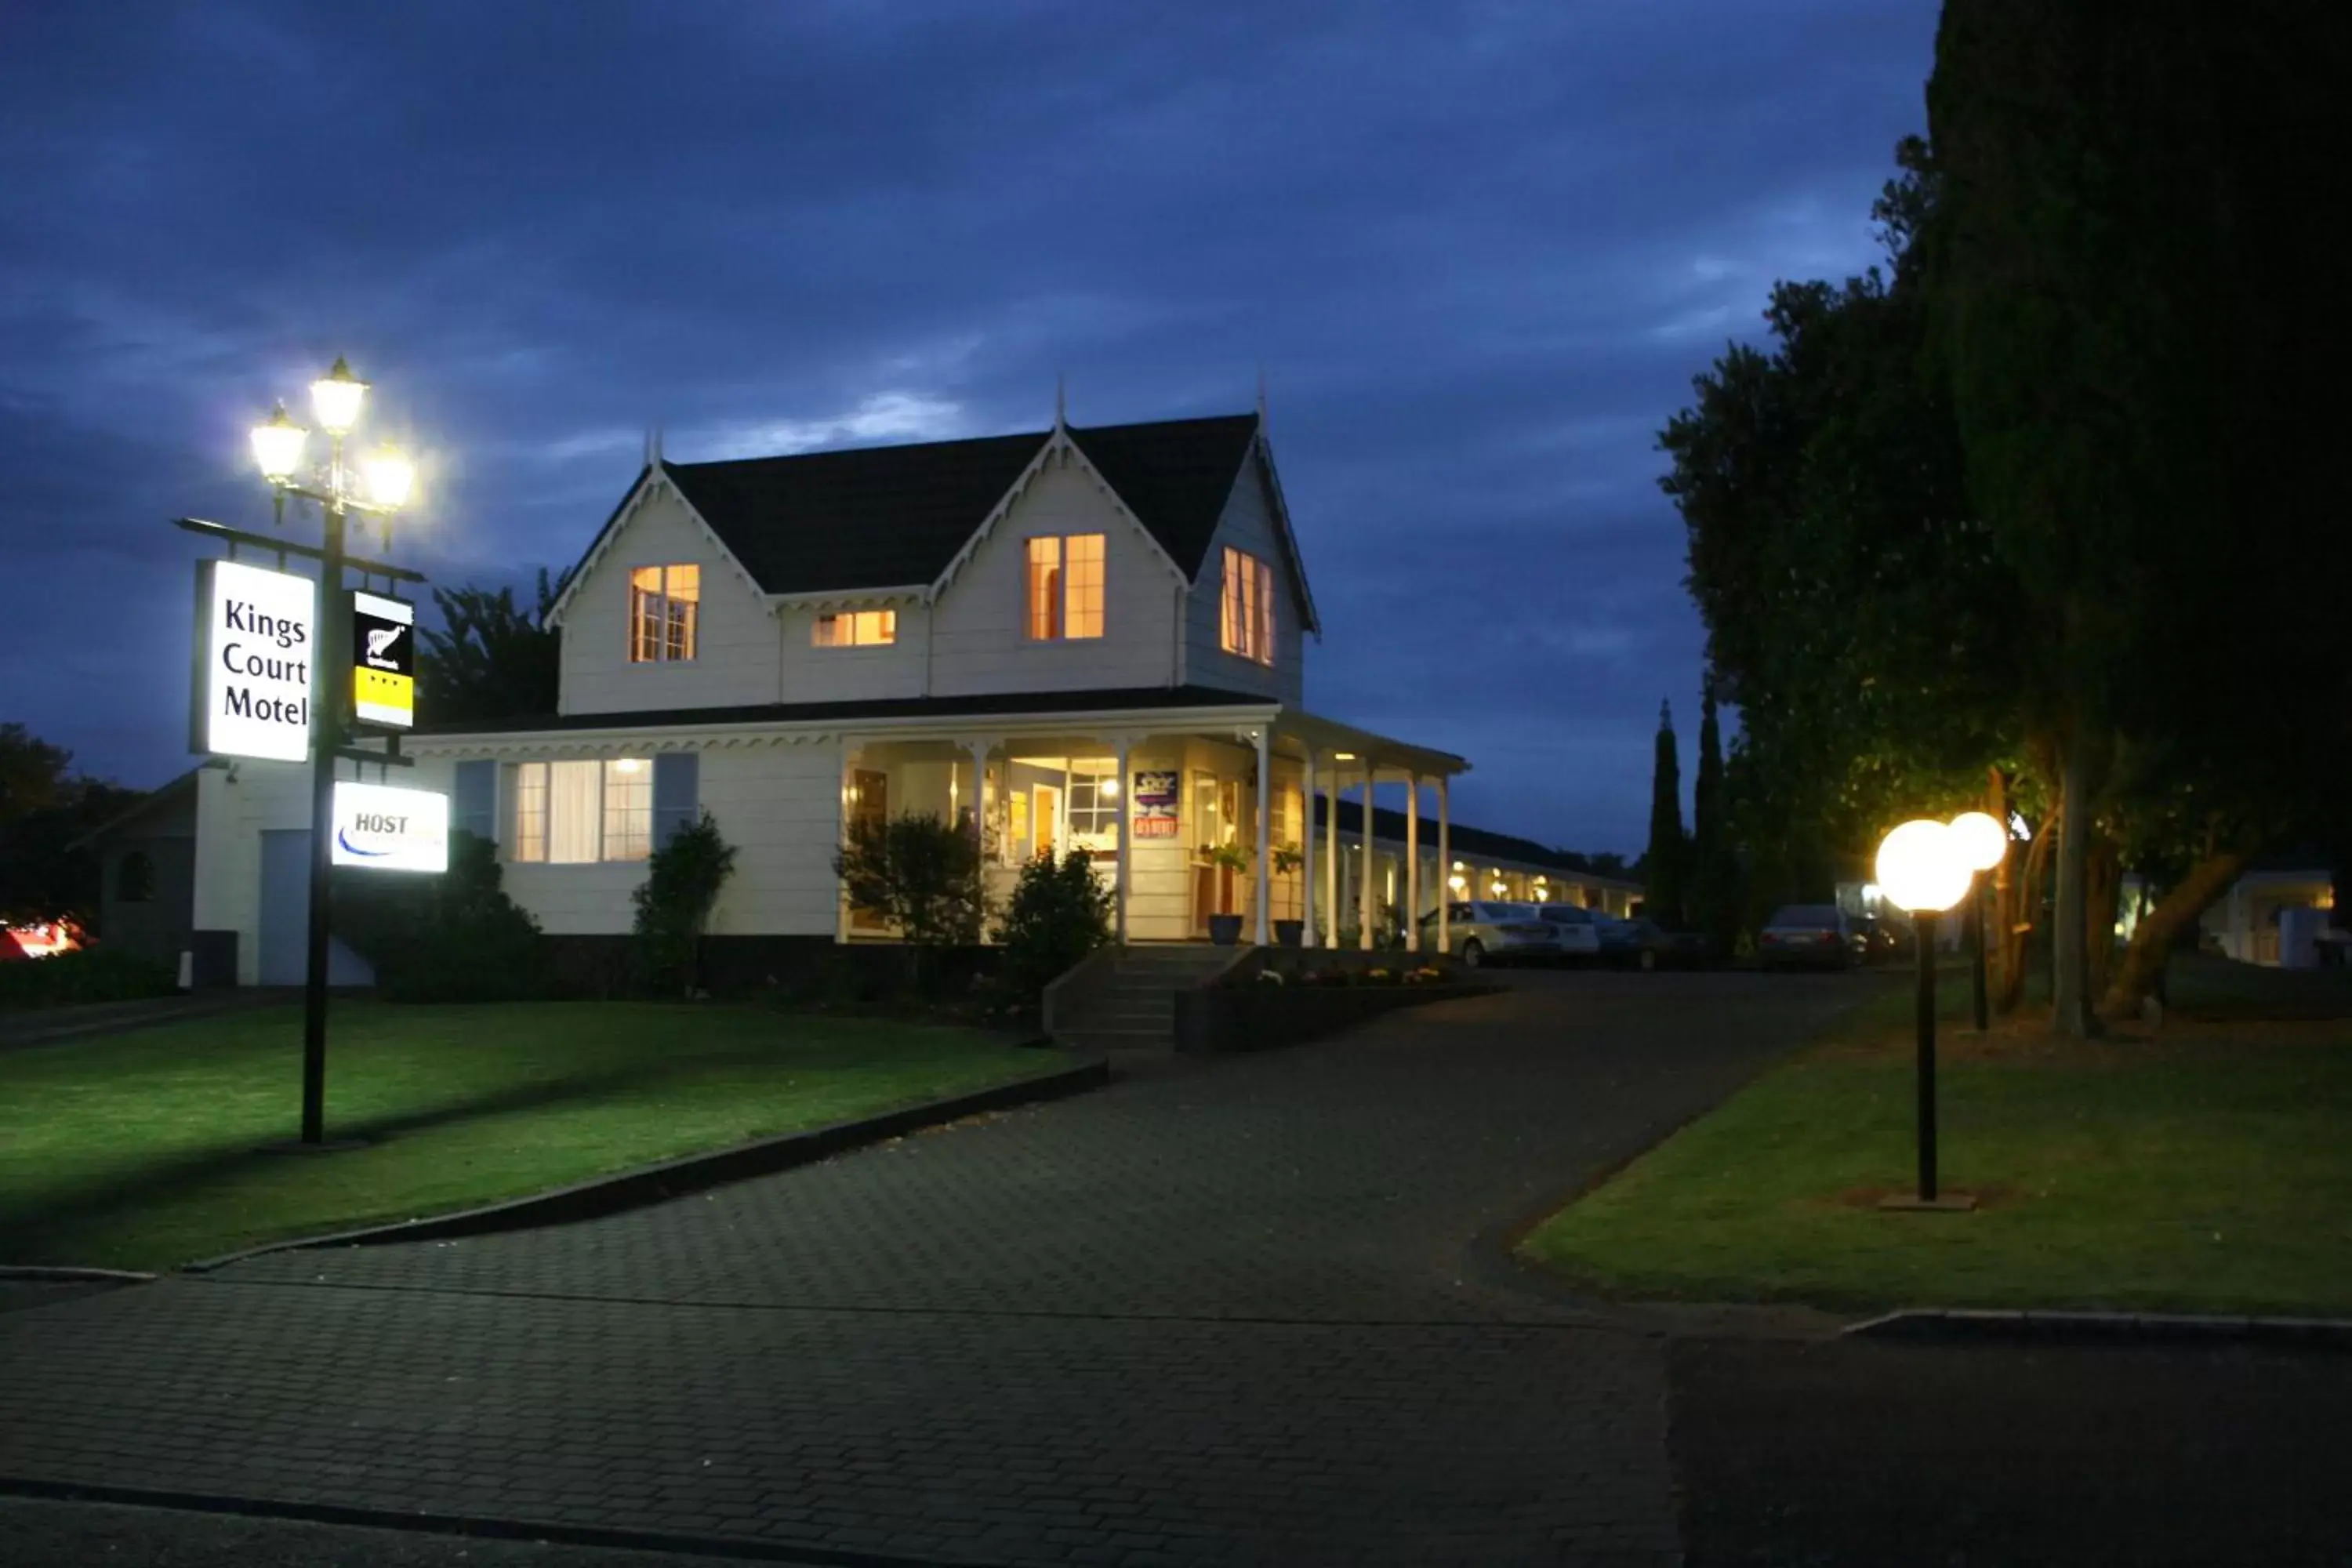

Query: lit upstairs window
<box><xmin>813</xmin><ymin>609</ymin><xmax>898</xmax><ymax>647</ymax></box>
<box><xmin>1025</xmin><ymin>534</ymin><xmax>1104</xmax><ymax>641</ymax></box>
<box><xmin>1219</xmin><ymin>546</ymin><xmax>1276</xmax><ymax>666</ymax></box>
<box><xmin>628</xmin><ymin>564</ymin><xmax>699</xmax><ymax>662</ymax></box>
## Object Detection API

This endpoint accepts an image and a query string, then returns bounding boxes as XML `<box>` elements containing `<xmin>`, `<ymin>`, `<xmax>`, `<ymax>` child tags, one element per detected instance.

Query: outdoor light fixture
<box><xmin>1949</xmin><ymin>810</ymin><xmax>2007</xmax><ymax>1034</ymax></box>
<box><xmin>1949</xmin><ymin>811</ymin><xmax>2006</xmax><ymax>876</ymax></box>
<box><xmin>250</xmin><ymin>402</ymin><xmax>307</xmax><ymax>481</ymax></box>
<box><xmin>310</xmin><ymin>355</ymin><xmax>368</xmax><ymax>436</ymax></box>
<box><xmin>236</xmin><ymin>355</ymin><xmax>423</xmax><ymax>1149</ymax></box>
<box><xmin>364</xmin><ymin>444</ymin><xmax>416</xmax><ymax>510</ymax></box>
<box><xmin>1875</xmin><ymin>818</ymin><xmax>1976</xmax><ymax>1213</ymax></box>
<box><xmin>1333</xmin><ymin>752</ymin><xmax>1356</xmax><ymax>761</ymax></box>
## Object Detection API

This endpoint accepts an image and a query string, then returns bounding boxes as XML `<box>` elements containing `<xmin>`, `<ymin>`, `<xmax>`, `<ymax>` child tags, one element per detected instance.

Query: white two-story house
<box><xmin>191</xmin><ymin>407</ymin><xmax>1487</xmax><ymax>982</ymax></box>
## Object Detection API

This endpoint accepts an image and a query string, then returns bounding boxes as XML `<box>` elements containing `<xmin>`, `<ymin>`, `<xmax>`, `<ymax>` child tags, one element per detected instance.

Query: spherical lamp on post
<box><xmin>1950</xmin><ymin>810</ymin><xmax>2007</xmax><ymax>1033</ymax></box>
<box><xmin>1875</xmin><ymin>818</ymin><xmax>1975</xmax><ymax>1210</ymax></box>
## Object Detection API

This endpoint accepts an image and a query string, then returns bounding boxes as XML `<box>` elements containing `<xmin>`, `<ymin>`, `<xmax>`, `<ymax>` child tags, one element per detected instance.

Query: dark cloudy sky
<box><xmin>1</xmin><ymin>0</ymin><xmax>1936</xmax><ymax>854</ymax></box>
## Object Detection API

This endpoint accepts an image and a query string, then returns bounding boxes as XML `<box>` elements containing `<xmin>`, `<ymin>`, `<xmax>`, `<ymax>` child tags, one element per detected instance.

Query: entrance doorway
<box><xmin>848</xmin><ymin>768</ymin><xmax>888</xmax><ymax>931</ymax></box>
<box><xmin>257</xmin><ymin>829</ymin><xmax>375</xmax><ymax>986</ymax></box>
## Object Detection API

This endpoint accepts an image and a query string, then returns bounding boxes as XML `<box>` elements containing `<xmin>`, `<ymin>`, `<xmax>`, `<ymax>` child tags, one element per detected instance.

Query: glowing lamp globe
<box><xmin>364</xmin><ymin>444</ymin><xmax>416</xmax><ymax>509</ymax></box>
<box><xmin>310</xmin><ymin>356</ymin><xmax>369</xmax><ymax>436</ymax></box>
<box><xmin>1875</xmin><ymin>819</ymin><xmax>1970</xmax><ymax>914</ymax></box>
<box><xmin>250</xmin><ymin>402</ymin><xmax>307</xmax><ymax>481</ymax></box>
<box><xmin>1948</xmin><ymin>811</ymin><xmax>2007</xmax><ymax>874</ymax></box>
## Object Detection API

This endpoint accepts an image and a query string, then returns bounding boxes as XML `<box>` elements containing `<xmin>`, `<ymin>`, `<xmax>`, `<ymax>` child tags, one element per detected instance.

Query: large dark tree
<box><xmin>1688</xmin><ymin>684</ymin><xmax>1738</xmax><ymax>946</ymax></box>
<box><xmin>1664</xmin><ymin>139</ymin><xmax>2027</xmax><ymax>952</ymax></box>
<box><xmin>417</xmin><ymin>569</ymin><xmax>564</xmax><ymax>725</ymax></box>
<box><xmin>0</xmin><ymin>723</ymin><xmax>143</xmax><ymax>931</ymax></box>
<box><xmin>1643</xmin><ymin>702</ymin><xmax>1686</xmax><ymax>928</ymax></box>
<box><xmin>1928</xmin><ymin>1</ymin><xmax>2349</xmax><ymax>1024</ymax></box>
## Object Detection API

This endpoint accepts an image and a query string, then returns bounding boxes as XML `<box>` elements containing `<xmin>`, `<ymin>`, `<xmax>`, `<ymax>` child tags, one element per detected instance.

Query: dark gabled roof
<box><xmin>644</xmin><ymin>412</ymin><xmax>1265</xmax><ymax>598</ymax></box>
<box><xmin>1318</xmin><ymin>797</ymin><xmax>1642</xmax><ymax>890</ymax></box>
<box><xmin>1063</xmin><ymin>415</ymin><xmax>1261</xmax><ymax>578</ymax></box>
<box><xmin>410</xmin><ymin>684</ymin><xmax>1275</xmax><ymax>737</ymax></box>
<box><xmin>661</xmin><ymin>430</ymin><xmax>1046</xmax><ymax>596</ymax></box>
<box><xmin>66</xmin><ymin>767</ymin><xmax>201</xmax><ymax>851</ymax></box>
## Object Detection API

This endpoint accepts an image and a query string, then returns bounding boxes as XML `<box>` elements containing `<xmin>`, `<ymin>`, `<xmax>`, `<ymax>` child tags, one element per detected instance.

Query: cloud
<box><xmin>0</xmin><ymin>0</ymin><xmax>1941</xmax><ymax>851</ymax></box>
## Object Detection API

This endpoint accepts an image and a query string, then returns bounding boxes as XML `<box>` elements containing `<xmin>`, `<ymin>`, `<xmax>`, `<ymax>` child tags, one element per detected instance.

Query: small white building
<box><xmin>188</xmin><ymin>407</ymin><xmax>1584</xmax><ymax>982</ymax></box>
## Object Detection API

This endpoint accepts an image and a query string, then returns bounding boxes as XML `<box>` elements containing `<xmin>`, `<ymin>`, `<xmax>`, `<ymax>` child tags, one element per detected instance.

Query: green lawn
<box><xmin>1522</xmin><ymin>979</ymin><xmax>2352</xmax><ymax>1317</ymax></box>
<box><xmin>0</xmin><ymin>1001</ymin><xmax>1055</xmax><ymax>1272</ymax></box>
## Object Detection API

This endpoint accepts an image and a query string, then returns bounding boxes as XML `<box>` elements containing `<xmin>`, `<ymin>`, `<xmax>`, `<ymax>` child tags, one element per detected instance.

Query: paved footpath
<box><xmin>0</xmin><ymin>971</ymin><xmax>1859</xmax><ymax>1567</ymax></box>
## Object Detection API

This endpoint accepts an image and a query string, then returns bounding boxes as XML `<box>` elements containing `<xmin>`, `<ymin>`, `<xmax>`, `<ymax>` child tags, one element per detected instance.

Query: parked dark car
<box><xmin>1758</xmin><ymin>904</ymin><xmax>1863</xmax><ymax>970</ymax></box>
<box><xmin>1593</xmin><ymin>913</ymin><xmax>1711</xmax><ymax>970</ymax></box>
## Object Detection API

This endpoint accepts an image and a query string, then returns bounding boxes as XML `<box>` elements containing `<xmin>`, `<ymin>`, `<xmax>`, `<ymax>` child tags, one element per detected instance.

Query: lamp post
<box><xmin>250</xmin><ymin>359</ymin><xmax>416</xmax><ymax>1147</ymax></box>
<box><xmin>1949</xmin><ymin>811</ymin><xmax>2008</xmax><ymax>1033</ymax></box>
<box><xmin>1875</xmin><ymin>818</ymin><xmax>1974</xmax><ymax>1210</ymax></box>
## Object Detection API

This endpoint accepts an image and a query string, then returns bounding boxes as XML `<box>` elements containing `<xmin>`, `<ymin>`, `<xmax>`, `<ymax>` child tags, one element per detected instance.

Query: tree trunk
<box><xmin>2050</xmin><ymin>742</ymin><xmax>2100</xmax><ymax>1036</ymax></box>
<box><xmin>1997</xmin><ymin>792</ymin><xmax>2055</xmax><ymax>1013</ymax></box>
<box><xmin>2101</xmin><ymin>851</ymin><xmax>2246</xmax><ymax>1018</ymax></box>
<box><xmin>2085</xmin><ymin>834</ymin><xmax>2122</xmax><ymax>1001</ymax></box>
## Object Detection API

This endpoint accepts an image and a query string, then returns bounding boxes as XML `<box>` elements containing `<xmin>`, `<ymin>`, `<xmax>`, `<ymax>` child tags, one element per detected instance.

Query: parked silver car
<box><xmin>1535</xmin><ymin>903</ymin><xmax>1606</xmax><ymax>961</ymax></box>
<box><xmin>1418</xmin><ymin>901</ymin><xmax>1562</xmax><ymax>967</ymax></box>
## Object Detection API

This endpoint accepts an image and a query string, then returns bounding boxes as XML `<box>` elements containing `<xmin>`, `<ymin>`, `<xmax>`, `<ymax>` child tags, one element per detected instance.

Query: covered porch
<box><xmin>833</xmin><ymin>702</ymin><xmax>1468</xmax><ymax>950</ymax></box>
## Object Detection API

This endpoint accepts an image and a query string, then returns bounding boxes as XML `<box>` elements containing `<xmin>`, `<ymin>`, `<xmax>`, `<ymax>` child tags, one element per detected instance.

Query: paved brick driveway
<box><xmin>0</xmin><ymin>970</ymin><xmax>1861</xmax><ymax>1566</ymax></box>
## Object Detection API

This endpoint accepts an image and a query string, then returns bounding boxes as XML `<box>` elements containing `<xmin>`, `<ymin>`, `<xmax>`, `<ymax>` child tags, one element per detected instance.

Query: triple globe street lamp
<box><xmin>249</xmin><ymin>358</ymin><xmax>416</xmax><ymax>1147</ymax></box>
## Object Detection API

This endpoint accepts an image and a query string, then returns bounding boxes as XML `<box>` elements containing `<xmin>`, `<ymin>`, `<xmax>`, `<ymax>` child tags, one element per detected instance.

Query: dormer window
<box><xmin>1220</xmin><ymin>546</ymin><xmax>1275</xmax><ymax>666</ymax></box>
<box><xmin>814</xmin><ymin>609</ymin><xmax>897</xmax><ymax>647</ymax></box>
<box><xmin>1025</xmin><ymin>535</ymin><xmax>1105</xmax><ymax>641</ymax></box>
<box><xmin>628</xmin><ymin>565</ymin><xmax>700</xmax><ymax>662</ymax></box>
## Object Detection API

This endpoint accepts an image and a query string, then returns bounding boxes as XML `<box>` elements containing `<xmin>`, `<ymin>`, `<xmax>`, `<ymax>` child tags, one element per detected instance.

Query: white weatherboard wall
<box><xmin>557</xmin><ymin>481</ymin><xmax>779</xmax><ymax>716</ymax></box>
<box><xmin>776</xmin><ymin>601</ymin><xmax>932</xmax><ymax>704</ymax></box>
<box><xmin>194</xmin><ymin>757</ymin><xmax>456</xmax><ymax>985</ymax></box>
<box><xmin>930</xmin><ymin>451</ymin><xmax>1184</xmax><ymax>697</ymax></box>
<box><xmin>1183</xmin><ymin>448</ymin><xmax>1305</xmax><ymax>707</ymax></box>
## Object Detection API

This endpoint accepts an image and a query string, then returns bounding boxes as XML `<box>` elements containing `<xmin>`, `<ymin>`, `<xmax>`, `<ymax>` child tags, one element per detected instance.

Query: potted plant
<box><xmin>1205</xmin><ymin>841</ymin><xmax>1252</xmax><ymax>945</ymax></box>
<box><xmin>1270</xmin><ymin>842</ymin><xmax>1306</xmax><ymax>946</ymax></box>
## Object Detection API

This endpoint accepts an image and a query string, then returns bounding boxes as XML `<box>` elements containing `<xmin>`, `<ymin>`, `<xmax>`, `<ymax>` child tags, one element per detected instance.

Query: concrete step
<box><xmin>1055</xmin><ymin>1026</ymin><xmax>1171</xmax><ymax>1052</ymax></box>
<box><xmin>1063</xmin><ymin>1008</ymin><xmax>1173</xmax><ymax>1032</ymax></box>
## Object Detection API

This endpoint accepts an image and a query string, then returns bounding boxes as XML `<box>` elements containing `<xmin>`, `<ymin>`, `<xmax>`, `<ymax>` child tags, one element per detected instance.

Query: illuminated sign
<box><xmin>351</xmin><ymin>590</ymin><xmax>416</xmax><ymax>729</ymax></box>
<box><xmin>191</xmin><ymin>559</ymin><xmax>316</xmax><ymax>762</ymax></box>
<box><xmin>330</xmin><ymin>781</ymin><xmax>448</xmax><ymax>873</ymax></box>
<box><xmin>1132</xmin><ymin>770</ymin><xmax>1179</xmax><ymax>837</ymax></box>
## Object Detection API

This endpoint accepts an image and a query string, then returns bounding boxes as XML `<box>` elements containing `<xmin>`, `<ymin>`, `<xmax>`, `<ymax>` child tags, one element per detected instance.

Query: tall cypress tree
<box><xmin>1643</xmin><ymin>700</ymin><xmax>1686</xmax><ymax>928</ymax></box>
<box><xmin>1690</xmin><ymin>683</ymin><xmax>1731</xmax><ymax>941</ymax></box>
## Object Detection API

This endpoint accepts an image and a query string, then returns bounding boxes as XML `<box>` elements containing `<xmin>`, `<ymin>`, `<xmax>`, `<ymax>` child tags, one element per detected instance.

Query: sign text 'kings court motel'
<box><xmin>192</xmin><ymin>558</ymin><xmax>317</xmax><ymax>763</ymax></box>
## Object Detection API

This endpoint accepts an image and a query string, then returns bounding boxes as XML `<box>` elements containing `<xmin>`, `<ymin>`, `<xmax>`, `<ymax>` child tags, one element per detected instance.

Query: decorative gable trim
<box><xmin>543</xmin><ymin>465</ymin><xmax>775</xmax><ymax>630</ymax></box>
<box><xmin>927</xmin><ymin>430</ymin><xmax>1187</xmax><ymax>597</ymax></box>
<box><xmin>1250</xmin><ymin>427</ymin><xmax>1321</xmax><ymax>636</ymax></box>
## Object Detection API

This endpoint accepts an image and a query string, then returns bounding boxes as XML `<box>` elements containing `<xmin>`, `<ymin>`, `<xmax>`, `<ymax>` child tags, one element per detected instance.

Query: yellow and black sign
<box><xmin>351</xmin><ymin>590</ymin><xmax>416</xmax><ymax>729</ymax></box>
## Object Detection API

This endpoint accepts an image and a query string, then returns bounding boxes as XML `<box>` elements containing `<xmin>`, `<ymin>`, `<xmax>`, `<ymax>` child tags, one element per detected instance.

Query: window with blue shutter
<box><xmin>452</xmin><ymin>759</ymin><xmax>496</xmax><ymax>847</ymax></box>
<box><xmin>652</xmin><ymin>752</ymin><xmax>699</xmax><ymax>848</ymax></box>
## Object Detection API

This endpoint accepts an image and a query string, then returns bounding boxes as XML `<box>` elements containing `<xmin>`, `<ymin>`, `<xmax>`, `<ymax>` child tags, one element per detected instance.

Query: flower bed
<box><xmin>1173</xmin><ymin>960</ymin><xmax>1492</xmax><ymax>1053</ymax></box>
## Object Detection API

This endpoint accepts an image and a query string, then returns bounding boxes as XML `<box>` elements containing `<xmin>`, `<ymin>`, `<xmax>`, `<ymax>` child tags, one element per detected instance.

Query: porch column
<box><xmin>1253</xmin><ymin>728</ymin><xmax>1272</xmax><ymax>946</ymax></box>
<box><xmin>964</xmin><ymin>738</ymin><xmax>991</xmax><ymax>944</ymax></box>
<box><xmin>1437</xmin><ymin>775</ymin><xmax>1452</xmax><ymax>954</ymax></box>
<box><xmin>1359</xmin><ymin>755</ymin><xmax>1376</xmax><ymax>950</ymax></box>
<box><xmin>1113</xmin><ymin>734</ymin><xmax>1132</xmax><ymax>946</ymax></box>
<box><xmin>837</xmin><ymin>741</ymin><xmax>856</xmax><ymax>945</ymax></box>
<box><xmin>1324</xmin><ymin>757</ymin><xmax>1340</xmax><ymax>947</ymax></box>
<box><xmin>1404</xmin><ymin>773</ymin><xmax>1421</xmax><ymax>953</ymax></box>
<box><xmin>1300</xmin><ymin>746</ymin><xmax>1319</xmax><ymax>948</ymax></box>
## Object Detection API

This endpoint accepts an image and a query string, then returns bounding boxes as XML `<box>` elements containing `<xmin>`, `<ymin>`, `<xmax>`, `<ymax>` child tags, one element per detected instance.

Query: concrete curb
<box><xmin>181</xmin><ymin>1052</ymin><xmax>1110</xmax><ymax>1273</ymax></box>
<box><xmin>0</xmin><ymin>1475</ymin><xmax>1014</xmax><ymax>1568</ymax></box>
<box><xmin>0</xmin><ymin>1266</ymin><xmax>157</xmax><ymax>1285</ymax></box>
<box><xmin>1844</xmin><ymin>1307</ymin><xmax>2352</xmax><ymax>1348</ymax></box>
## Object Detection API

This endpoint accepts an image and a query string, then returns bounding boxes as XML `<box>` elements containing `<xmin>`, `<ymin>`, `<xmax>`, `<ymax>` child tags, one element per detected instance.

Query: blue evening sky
<box><xmin>0</xmin><ymin>0</ymin><xmax>1936</xmax><ymax>851</ymax></box>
